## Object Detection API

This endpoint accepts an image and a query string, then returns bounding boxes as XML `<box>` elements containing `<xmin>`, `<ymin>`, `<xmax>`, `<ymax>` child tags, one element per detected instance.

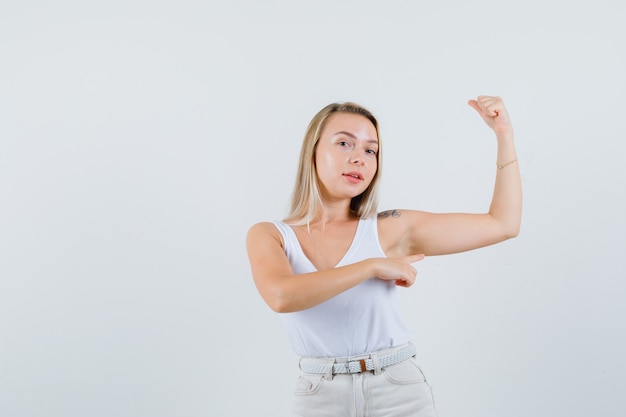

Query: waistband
<box><xmin>298</xmin><ymin>343</ymin><xmax>416</xmax><ymax>376</ymax></box>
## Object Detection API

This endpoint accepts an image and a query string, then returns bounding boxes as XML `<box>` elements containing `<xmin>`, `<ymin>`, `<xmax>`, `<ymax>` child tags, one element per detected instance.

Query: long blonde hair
<box><xmin>285</xmin><ymin>102</ymin><xmax>382</xmax><ymax>225</ymax></box>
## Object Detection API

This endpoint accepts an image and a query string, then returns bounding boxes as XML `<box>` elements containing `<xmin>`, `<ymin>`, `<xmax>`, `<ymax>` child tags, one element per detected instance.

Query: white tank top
<box><xmin>272</xmin><ymin>217</ymin><xmax>413</xmax><ymax>358</ymax></box>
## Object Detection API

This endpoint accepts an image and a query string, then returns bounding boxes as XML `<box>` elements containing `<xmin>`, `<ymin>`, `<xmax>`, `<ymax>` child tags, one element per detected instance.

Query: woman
<box><xmin>246</xmin><ymin>96</ymin><xmax>521</xmax><ymax>417</ymax></box>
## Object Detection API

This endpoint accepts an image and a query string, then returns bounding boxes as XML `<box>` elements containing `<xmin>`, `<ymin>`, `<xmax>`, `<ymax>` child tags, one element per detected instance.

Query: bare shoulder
<box><xmin>248</xmin><ymin>221</ymin><xmax>279</xmax><ymax>234</ymax></box>
<box><xmin>247</xmin><ymin>221</ymin><xmax>283</xmax><ymax>246</ymax></box>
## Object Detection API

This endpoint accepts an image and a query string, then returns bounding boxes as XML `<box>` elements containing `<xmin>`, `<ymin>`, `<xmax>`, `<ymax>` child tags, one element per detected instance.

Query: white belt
<box><xmin>299</xmin><ymin>344</ymin><xmax>417</xmax><ymax>375</ymax></box>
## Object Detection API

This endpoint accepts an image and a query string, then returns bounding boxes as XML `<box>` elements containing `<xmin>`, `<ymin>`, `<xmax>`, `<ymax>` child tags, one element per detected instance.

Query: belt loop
<box><xmin>325</xmin><ymin>358</ymin><xmax>335</xmax><ymax>380</ymax></box>
<box><xmin>371</xmin><ymin>351</ymin><xmax>382</xmax><ymax>375</ymax></box>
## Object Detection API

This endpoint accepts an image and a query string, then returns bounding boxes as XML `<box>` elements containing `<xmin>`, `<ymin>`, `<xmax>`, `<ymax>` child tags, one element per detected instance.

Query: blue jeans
<box><xmin>293</xmin><ymin>343</ymin><xmax>438</xmax><ymax>417</ymax></box>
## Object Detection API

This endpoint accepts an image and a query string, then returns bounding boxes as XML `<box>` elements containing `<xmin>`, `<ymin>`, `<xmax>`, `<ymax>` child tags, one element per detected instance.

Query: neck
<box><xmin>314</xmin><ymin>199</ymin><xmax>356</xmax><ymax>224</ymax></box>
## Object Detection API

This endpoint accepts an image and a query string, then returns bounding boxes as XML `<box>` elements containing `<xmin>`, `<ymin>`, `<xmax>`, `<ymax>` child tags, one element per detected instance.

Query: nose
<box><xmin>350</xmin><ymin>153</ymin><xmax>365</xmax><ymax>166</ymax></box>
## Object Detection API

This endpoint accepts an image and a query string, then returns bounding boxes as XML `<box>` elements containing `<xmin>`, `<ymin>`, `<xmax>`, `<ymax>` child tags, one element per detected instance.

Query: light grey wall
<box><xmin>1</xmin><ymin>1</ymin><xmax>624</xmax><ymax>416</ymax></box>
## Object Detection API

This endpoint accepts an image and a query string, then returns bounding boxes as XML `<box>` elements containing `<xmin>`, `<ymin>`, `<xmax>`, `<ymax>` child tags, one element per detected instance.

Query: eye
<box><xmin>338</xmin><ymin>141</ymin><xmax>351</xmax><ymax>147</ymax></box>
<box><xmin>366</xmin><ymin>149</ymin><xmax>377</xmax><ymax>155</ymax></box>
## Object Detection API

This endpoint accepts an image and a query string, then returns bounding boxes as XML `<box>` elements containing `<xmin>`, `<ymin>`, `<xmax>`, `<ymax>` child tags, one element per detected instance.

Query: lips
<box><xmin>343</xmin><ymin>171</ymin><xmax>364</xmax><ymax>183</ymax></box>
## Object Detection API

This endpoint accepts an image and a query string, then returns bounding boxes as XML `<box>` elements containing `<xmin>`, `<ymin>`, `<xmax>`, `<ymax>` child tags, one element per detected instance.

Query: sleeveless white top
<box><xmin>272</xmin><ymin>217</ymin><xmax>413</xmax><ymax>358</ymax></box>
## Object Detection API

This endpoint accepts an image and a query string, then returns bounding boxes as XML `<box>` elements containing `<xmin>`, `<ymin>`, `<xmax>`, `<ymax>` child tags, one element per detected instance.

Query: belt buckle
<box><xmin>347</xmin><ymin>358</ymin><xmax>367</xmax><ymax>373</ymax></box>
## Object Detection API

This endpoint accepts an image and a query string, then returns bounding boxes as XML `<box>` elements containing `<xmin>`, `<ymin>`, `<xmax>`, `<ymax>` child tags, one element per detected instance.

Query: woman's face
<box><xmin>315</xmin><ymin>112</ymin><xmax>379</xmax><ymax>202</ymax></box>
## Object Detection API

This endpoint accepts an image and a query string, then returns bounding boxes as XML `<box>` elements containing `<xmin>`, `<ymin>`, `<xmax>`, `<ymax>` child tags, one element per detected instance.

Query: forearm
<box><xmin>266</xmin><ymin>259</ymin><xmax>376</xmax><ymax>313</ymax></box>
<box><xmin>489</xmin><ymin>132</ymin><xmax>522</xmax><ymax>237</ymax></box>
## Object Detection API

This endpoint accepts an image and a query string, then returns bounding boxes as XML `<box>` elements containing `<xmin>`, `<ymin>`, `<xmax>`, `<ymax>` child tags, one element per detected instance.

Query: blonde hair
<box><xmin>285</xmin><ymin>102</ymin><xmax>382</xmax><ymax>225</ymax></box>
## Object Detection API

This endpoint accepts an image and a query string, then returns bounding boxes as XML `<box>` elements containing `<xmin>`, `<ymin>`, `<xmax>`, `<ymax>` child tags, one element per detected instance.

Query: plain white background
<box><xmin>1</xmin><ymin>1</ymin><xmax>625</xmax><ymax>416</ymax></box>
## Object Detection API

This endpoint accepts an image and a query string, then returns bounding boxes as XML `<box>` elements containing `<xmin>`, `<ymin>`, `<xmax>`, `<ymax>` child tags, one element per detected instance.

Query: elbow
<box><xmin>490</xmin><ymin>213</ymin><xmax>521</xmax><ymax>241</ymax></box>
<box><xmin>505</xmin><ymin>230</ymin><xmax>520</xmax><ymax>240</ymax></box>
<box><xmin>268</xmin><ymin>298</ymin><xmax>290</xmax><ymax>313</ymax></box>
<box><xmin>255</xmin><ymin>276</ymin><xmax>303</xmax><ymax>313</ymax></box>
<box><xmin>266</xmin><ymin>290</ymin><xmax>298</xmax><ymax>314</ymax></box>
<box><xmin>502</xmin><ymin>223</ymin><xmax>521</xmax><ymax>240</ymax></box>
<box><xmin>272</xmin><ymin>303</ymin><xmax>293</xmax><ymax>314</ymax></box>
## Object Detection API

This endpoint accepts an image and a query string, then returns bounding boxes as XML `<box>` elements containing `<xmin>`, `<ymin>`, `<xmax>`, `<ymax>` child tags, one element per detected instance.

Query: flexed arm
<box><xmin>381</xmin><ymin>96</ymin><xmax>522</xmax><ymax>257</ymax></box>
<box><xmin>468</xmin><ymin>95</ymin><xmax>522</xmax><ymax>239</ymax></box>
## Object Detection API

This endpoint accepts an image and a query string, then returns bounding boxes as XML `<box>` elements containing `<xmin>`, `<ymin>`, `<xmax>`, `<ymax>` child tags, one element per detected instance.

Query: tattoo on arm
<box><xmin>378</xmin><ymin>209</ymin><xmax>401</xmax><ymax>219</ymax></box>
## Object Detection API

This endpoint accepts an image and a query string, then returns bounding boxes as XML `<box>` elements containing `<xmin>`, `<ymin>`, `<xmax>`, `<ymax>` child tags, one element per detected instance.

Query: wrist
<box><xmin>363</xmin><ymin>258</ymin><xmax>379</xmax><ymax>278</ymax></box>
<box><xmin>495</xmin><ymin>130</ymin><xmax>514</xmax><ymax>143</ymax></box>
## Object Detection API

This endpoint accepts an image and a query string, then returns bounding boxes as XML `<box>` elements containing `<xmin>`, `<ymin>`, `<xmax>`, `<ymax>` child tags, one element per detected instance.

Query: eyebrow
<box><xmin>334</xmin><ymin>131</ymin><xmax>379</xmax><ymax>144</ymax></box>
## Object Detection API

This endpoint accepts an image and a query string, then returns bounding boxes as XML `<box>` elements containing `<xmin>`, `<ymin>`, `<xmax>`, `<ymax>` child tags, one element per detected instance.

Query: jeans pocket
<box><xmin>294</xmin><ymin>374</ymin><xmax>325</xmax><ymax>396</ymax></box>
<box><xmin>382</xmin><ymin>358</ymin><xmax>427</xmax><ymax>385</ymax></box>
